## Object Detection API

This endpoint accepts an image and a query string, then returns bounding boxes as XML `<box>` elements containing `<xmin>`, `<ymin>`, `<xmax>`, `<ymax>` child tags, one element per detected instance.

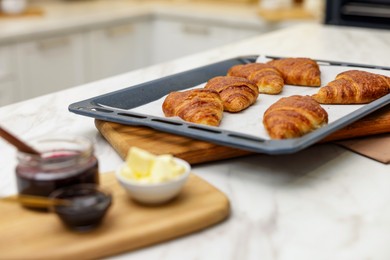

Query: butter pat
<box><xmin>121</xmin><ymin>147</ymin><xmax>186</xmax><ymax>183</ymax></box>
<box><xmin>150</xmin><ymin>155</ymin><xmax>186</xmax><ymax>182</ymax></box>
<box><xmin>125</xmin><ymin>147</ymin><xmax>155</xmax><ymax>179</ymax></box>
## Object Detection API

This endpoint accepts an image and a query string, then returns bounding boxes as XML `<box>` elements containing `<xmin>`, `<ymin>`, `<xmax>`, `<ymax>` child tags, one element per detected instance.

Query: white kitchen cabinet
<box><xmin>85</xmin><ymin>20</ymin><xmax>151</xmax><ymax>82</ymax></box>
<box><xmin>234</xmin><ymin>25</ymin><xmax>271</xmax><ymax>39</ymax></box>
<box><xmin>152</xmin><ymin>19</ymin><xmax>263</xmax><ymax>64</ymax></box>
<box><xmin>0</xmin><ymin>81</ymin><xmax>17</xmax><ymax>106</ymax></box>
<box><xmin>17</xmin><ymin>33</ymin><xmax>85</xmax><ymax>100</ymax></box>
<box><xmin>0</xmin><ymin>46</ymin><xmax>12</xmax><ymax>81</ymax></box>
<box><xmin>0</xmin><ymin>13</ymin><xmax>274</xmax><ymax>105</ymax></box>
<box><xmin>0</xmin><ymin>44</ymin><xmax>19</xmax><ymax>106</ymax></box>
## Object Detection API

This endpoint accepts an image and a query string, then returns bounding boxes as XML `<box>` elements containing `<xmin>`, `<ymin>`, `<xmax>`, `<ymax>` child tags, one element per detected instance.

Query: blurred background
<box><xmin>0</xmin><ymin>0</ymin><xmax>388</xmax><ymax>106</ymax></box>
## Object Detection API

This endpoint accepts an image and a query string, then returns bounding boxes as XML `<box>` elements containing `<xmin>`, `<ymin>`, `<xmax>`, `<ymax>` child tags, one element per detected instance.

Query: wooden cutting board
<box><xmin>0</xmin><ymin>7</ymin><xmax>44</xmax><ymax>18</ymax></box>
<box><xmin>258</xmin><ymin>6</ymin><xmax>316</xmax><ymax>22</ymax></box>
<box><xmin>95</xmin><ymin>105</ymin><xmax>390</xmax><ymax>164</ymax></box>
<box><xmin>0</xmin><ymin>173</ymin><xmax>230</xmax><ymax>259</ymax></box>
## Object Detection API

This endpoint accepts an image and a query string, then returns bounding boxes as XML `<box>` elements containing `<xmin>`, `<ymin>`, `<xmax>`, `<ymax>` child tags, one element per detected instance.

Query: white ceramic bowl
<box><xmin>115</xmin><ymin>158</ymin><xmax>191</xmax><ymax>205</ymax></box>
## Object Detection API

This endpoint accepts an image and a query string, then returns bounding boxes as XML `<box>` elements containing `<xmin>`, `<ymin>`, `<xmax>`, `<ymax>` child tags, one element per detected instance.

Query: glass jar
<box><xmin>16</xmin><ymin>136</ymin><xmax>99</xmax><ymax>198</ymax></box>
<box><xmin>50</xmin><ymin>184</ymin><xmax>112</xmax><ymax>232</ymax></box>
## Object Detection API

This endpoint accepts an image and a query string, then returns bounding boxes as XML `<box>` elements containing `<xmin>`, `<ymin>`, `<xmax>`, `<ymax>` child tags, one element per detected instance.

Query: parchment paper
<box><xmin>129</xmin><ymin>60</ymin><xmax>390</xmax><ymax>140</ymax></box>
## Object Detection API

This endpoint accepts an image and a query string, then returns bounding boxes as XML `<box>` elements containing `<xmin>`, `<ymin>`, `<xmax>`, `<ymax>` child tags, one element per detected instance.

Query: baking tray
<box><xmin>68</xmin><ymin>55</ymin><xmax>390</xmax><ymax>155</ymax></box>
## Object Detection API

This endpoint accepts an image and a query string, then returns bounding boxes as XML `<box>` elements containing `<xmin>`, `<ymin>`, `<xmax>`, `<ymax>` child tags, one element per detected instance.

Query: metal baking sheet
<box><xmin>68</xmin><ymin>55</ymin><xmax>390</xmax><ymax>154</ymax></box>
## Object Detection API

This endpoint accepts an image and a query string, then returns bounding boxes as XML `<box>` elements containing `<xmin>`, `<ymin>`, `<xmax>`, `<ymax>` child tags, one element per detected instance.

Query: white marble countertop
<box><xmin>1</xmin><ymin>23</ymin><xmax>390</xmax><ymax>259</ymax></box>
<box><xmin>0</xmin><ymin>0</ymin><xmax>300</xmax><ymax>44</ymax></box>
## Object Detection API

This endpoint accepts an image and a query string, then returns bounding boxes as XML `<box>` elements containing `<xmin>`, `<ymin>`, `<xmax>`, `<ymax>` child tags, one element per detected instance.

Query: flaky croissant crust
<box><xmin>205</xmin><ymin>76</ymin><xmax>259</xmax><ymax>112</ymax></box>
<box><xmin>263</xmin><ymin>95</ymin><xmax>328</xmax><ymax>139</ymax></box>
<box><xmin>162</xmin><ymin>89</ymin><xmax>224</xmax><ymax>126</ymax></box>
<box><xmin>267</xmin><ymin>57</ymin><xmax>321</xmax><ymax>87</ymax></box>
<box><xmin>312</xmin><ymin>70</ymin><xmax>390</xmax><ymax>104</ymax></box>
<box><xmin>248</xmin><ymin>68</ymin><xmax>284</xmax><ymax>95</ymax></box>
<box><xmin>228</xmin><ymin>63</ymin><xmax>284</xmax><ymax>95</ymax></box>
<box><xmin>227</xmin><ymin>63</ymin><xmax>279</xmax><ymax>78</ymax></box>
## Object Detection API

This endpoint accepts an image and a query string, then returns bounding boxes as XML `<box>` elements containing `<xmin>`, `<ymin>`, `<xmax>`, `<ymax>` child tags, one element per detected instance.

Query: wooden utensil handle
<box><xmin>0</xmin><ymin>126</ymin><xmax>40</xmax><ymax>155</ymax></box>
<box><xmin>1</xmin><ymin>195</ymin><xmax>71</xmax><ymax>208</ymax></box>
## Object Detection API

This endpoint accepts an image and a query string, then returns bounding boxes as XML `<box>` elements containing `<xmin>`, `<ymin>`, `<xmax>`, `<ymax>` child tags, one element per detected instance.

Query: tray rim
<box><xmin>68</xmin><ymin>55</ymin><xmax>390</xmax><ymax>155</ymax></box>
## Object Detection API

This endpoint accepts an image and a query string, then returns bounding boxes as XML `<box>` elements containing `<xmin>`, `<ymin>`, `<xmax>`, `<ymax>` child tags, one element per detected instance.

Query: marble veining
<box><xmin>1</xmin><ymin>24</ymin><xmax>390</xmax><ymax>259</ymax></box>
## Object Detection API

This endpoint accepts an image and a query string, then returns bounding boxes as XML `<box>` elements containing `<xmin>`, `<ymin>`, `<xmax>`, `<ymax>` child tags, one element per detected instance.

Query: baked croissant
<box><xmin>227</xmin><ymin>63</ymin><xmax>284</xmax><ymax>94</ymax></box>
<box><xmin>267</xmin><ymin>57</ymin><xmax>321</xmax><ymax>87</ymax></box>
<box><xmin>312</xmin><ymin>70</ymin><xmax>390</xmax><ymax>104</ymax></box>
<box><xmin>162</xmin><ymin>89</ymin><xmax>224</xmax><ymax>126</ymax></box>
<box><xmin>263</xmin><ymin>95</ymin><xmax>328</xmax><ymax>139</ymax></box>
<box><xmin>204</xmin><ymin>76</ymin><xmax>259</xmax><ymax>112</ymax></box>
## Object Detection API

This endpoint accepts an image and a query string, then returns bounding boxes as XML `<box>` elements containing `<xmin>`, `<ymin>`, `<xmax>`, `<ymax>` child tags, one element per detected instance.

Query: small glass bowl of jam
<box><xmin>49</xmin><ymin>184</ymin><xmax>112</xmax><ymax>232</ymax></box>
<box><xmin>15</xmin><ymin>135</ymin><xmax>99</xmax><ymax>209</ymax></box>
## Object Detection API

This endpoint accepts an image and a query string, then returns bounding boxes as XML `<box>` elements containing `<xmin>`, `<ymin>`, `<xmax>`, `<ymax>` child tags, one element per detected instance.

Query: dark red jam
<box><xmin>51</xmin><ymin>184</ymin><xmax>112</xmax><ymax>231</ymax></box>
<box><xmin>16</xmin><ymin>151</ymin><xmax>99</xmax><ymax>198</ymax></box>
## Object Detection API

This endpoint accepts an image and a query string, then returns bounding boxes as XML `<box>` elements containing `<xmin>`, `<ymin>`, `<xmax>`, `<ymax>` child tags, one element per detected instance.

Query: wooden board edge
<box><xmin>0</xmin><ymin>173</ymin><xmax>231</xmax><ymax>259</ymax></box>
<box><xmin>95</xmin><ymin>104</ymin><xmax>390</xmax><ymax>162</ymax></box>
<box><xmin>101</xmin><ymin>195</ymin><xmax>230</xmax><ymax>259</ymax></box>
<box><xmin>95</xmin><ymin>120</ymin><xmax>128</xmax><ymax>159</ymax></box>
<box><xmin>87</xmin><ymin>173</ymin><xmax>231</xmax><ymax>259</ymax></box>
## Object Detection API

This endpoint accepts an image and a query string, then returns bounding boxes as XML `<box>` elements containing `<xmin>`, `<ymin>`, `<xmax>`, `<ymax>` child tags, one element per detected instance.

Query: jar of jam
<box><xmin>16</xmin><ymin>136</ymin><xmax>99</xmax><ymax>199</ymax></box>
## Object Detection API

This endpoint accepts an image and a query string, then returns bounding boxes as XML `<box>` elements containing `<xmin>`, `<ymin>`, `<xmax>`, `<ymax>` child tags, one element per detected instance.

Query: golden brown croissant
<box><xmin>228</xmin><ymin>63</ymin><xmax>270</xmax><ymax>78</ymax></box>
<box><xmin>162</xmin><ymin>89</ymin><xmax>224</xmax><ymax>126</ymax></box>
<box><xmin>312</xmin><ymin>70</ymin><xmax>390</xmax><ymax>104</ymax></box>
<box><xmin>204</xmin><ymin>76</ymin><xmax>259</xmax><ymax>112</ymax></box>
<box><xmin>227</xmin><ymin>63</ymin><xmax>284</xmax><ymax>94</ymax></box>
<box><xmin>263</xmin><ymin>95</ymin><xmax>328</xmax><ymax>139</ymax></box>
<box><xmin>267</xmin><ymin>58</ymin><xmax>321</xmax><ymax>87</ymax></box>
